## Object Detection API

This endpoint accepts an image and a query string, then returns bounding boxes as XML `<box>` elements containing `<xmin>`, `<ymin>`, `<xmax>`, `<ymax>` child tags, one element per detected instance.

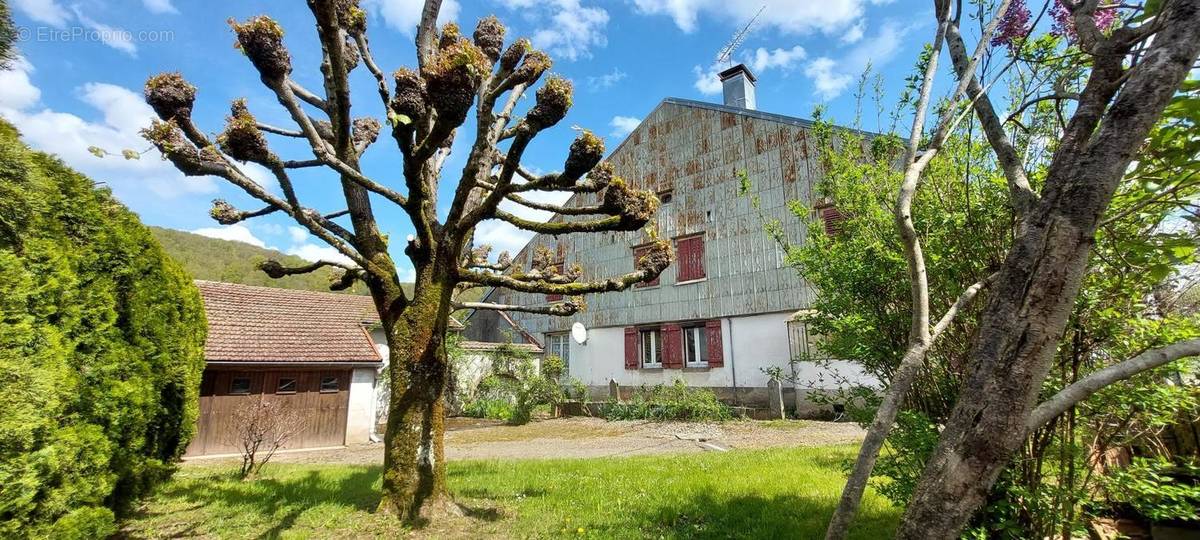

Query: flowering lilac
<box><xmin>992</xmin><ymin>0</ymin><xmax>1033</xmax><ymax>52</ymax></box>
<box><xmin>1051</xmin><ymin>0</ymin><xmax>1120</xmax><ymax>41</ymax></box>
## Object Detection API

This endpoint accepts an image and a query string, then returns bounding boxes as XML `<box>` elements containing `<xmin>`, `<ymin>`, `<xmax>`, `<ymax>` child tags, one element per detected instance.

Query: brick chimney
<box><xmin>718</xmin><ymin>63</ymin><xmax>756</xmax><ymax>110</ymax></box>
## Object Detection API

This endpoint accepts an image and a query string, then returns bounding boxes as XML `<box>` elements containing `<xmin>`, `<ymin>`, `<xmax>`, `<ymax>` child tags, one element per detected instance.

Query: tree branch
<box><xmin>453</xmin><ymin>300</ymin><xmax>581</xmax><ymax>316</ymax></box>
<box><xmin>1026</xmin><ymin>338</ymin><xmax>1200</xmax><ymax>432</ymax></box>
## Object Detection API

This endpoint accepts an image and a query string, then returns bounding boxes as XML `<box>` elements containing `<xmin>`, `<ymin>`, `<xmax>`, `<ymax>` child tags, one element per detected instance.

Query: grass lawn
<box><xmin>122</xmin><ymin>445</ymin><xmax>897</xmax><ymax>539</ymax></box>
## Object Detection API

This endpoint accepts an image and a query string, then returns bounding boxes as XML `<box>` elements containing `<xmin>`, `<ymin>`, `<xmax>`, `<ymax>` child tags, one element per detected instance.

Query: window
<box><xmin>633</xmin><ymin>244</ymin><xmax>660</xmax><ymax>287</ymax></box>
<box><xmin>658</xmin><ymin>189</ymin><xmax>674</xmax><ymax>204</ymax></box>
<box><xmin>546</xmin><ymin>263</ymin><xmax>564</xmax><ymax>302</ymax></box>
<box><xmin>547</xmin><ymin>333</ymin><xmax>570</xmax><ymax>376</ymax></box>
<box><xmin>640</xmin><ymin>328</ymin><xmax>662</xmax><ymax>367</ymax></box>
<box><xmin>816</xmin><ymin>204</ymin><xmax>846</xmax><ymax>236</ymax></box>
<box><xmin>230</xmin><ymin>376</ymin><xmax>251</xmax><ymax>395</ymax></box>
<box><xmin>676</xmin><ymin>234</ymin><xmax>706</xmax><ymax>282</ymax></box>
<box><xmin>276</xmin><ymin>377</ymin><xmax>297</xmax><ymax>394</ymax></box>
<box><xmin>320</xmin><ymin>376</ymin><xmax>339</xmax><ymax>393</ymax></box>
<box><xmin>683</xmin><ymin>325</ymin><xmax>709</xmax><ymax>367</ymax></box>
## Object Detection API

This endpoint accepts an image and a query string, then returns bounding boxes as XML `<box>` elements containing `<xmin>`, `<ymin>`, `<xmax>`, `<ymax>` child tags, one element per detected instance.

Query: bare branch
<box><xmin>453</xmin><ymin>300</ymin><xmax>581</xmax><ymax>316</ymax></box>
<box><xmin>1026</xmin><ymin>338</ymin><xmax>1200</xmax><ymax>432</ymax></box>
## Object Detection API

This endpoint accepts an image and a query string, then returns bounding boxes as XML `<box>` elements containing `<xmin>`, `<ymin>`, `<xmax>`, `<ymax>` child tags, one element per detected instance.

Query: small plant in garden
<box><xmin>1101</xmin><ymin>458</ymin><xmax>1200</xmax><ymax>523</ymax></box>
<box><xmin>460</xmin><ymin>344</ymin><xmax>564</xmax><ymax>425</ymax></box>
<box><xmin>604</xmin><ymin>380</ymin><xmax>733</xmax><ymax>422</ymax></box>
<box><xmin>226</xmin><ymin>398</ymin><xmax>306</xmax><ymax>479</ymax></box>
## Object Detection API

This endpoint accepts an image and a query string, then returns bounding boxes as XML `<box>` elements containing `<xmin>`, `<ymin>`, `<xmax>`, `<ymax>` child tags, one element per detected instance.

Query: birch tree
<box><xmin>826</xmin><ymin>0</ymin><xmax>1200</xmax><ymax>538</ymax></box>
<box><xmin>141</xmin><ymin>1</ymin><xmax>671</xmax><ymax>522</ymax></box>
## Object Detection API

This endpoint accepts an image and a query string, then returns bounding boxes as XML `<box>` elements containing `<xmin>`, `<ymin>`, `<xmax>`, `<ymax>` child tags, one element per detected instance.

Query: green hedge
<box><xmin>0</xmin><ymin>120</ymin><xmax>206</xmax><ymax>537</ymax></box>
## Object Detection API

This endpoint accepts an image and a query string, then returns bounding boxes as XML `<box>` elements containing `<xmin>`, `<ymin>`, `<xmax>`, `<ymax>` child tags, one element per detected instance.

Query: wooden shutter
<box><xmin>624</xmin><ymin>327</ymin><xmax>639</xmax><ymax>369</ymax></box>
<box><xmin>677</xmin><ymin>235</ymin><xmax>706</xmax><ymax>282</ymax></box>
<box><xmin>546</xmin><ymin>263</ymin><xmax>564</xmax><ymax>302</ymax></box>
<box><xmin>818</xmin><ymin>205</ymin><xmax>845</xmax><ymax>236</ymax></box>
<box><xmin>705</xmin><ymin>320</ymin><xmax>724</xmax><ymax>367</ymax></box>
<box><xmin>662</xmin><ymin>324</ymin><xmax>683</xmax><ymax>369</ymax></box>
<box><xmin>633</xmin><ymin>245</ymin><xmax>659</xmax><ymax>287</ymax></box>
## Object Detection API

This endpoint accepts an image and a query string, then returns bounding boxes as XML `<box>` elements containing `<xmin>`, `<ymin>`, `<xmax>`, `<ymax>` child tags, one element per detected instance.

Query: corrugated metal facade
<box><xmin>472</xmin><ymin>97</ymin><xmax>824</xmax><ymax>337</ymax></box>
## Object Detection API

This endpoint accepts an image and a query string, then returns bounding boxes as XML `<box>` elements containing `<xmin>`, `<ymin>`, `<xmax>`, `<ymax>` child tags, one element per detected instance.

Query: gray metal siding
<box><xmin>478</xmin><ymin>99</ymin><xmax>823</xmax><ymax>336</ymax></box>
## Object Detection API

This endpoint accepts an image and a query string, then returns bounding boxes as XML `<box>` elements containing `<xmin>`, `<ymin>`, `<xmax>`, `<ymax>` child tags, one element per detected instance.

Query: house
<box><xmin>186</xmin><ymin>280</ymin><xmax>521</xmax><ymax>456</ymax></box>
<box><xmin>185</xmin><ymin>281</ymin><xmax>394</xmax><ymax>457</ymax></box>
<box><xmin>464</xmin><ymin>65</ymin><xmax>871</xmax><ymax>412</ymax></box>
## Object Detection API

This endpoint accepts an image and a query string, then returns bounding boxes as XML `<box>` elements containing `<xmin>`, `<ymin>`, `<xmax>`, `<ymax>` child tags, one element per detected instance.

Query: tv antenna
<box><xmin>715</xmin><ymin>5</ymin><xmax>766</xmax><ymax>66</ymax></box>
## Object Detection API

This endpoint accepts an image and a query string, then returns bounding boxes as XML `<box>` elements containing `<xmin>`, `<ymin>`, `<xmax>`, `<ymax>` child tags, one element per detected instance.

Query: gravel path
<box><xmin>187</xmin><ymin>417</ymin><xmax>864</xmax><ymax>466</ymax></box>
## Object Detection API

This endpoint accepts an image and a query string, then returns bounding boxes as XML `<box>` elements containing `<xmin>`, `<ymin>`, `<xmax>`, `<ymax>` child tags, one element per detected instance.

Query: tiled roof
<box><xmin>196</xmin><ymin>280</ymin><xmax>383</xmax><ymax>363</ymax></box>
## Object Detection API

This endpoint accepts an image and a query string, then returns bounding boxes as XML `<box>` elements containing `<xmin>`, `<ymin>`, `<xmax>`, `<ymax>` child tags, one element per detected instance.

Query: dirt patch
<box><xmin>187</xmin><ymin>417</ymin><xmax>865</xmax><ymax>467</ymax></box>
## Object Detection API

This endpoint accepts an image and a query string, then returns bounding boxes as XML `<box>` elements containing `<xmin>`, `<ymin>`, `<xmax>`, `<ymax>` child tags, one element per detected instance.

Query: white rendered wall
<box><xmin>562</xmin><ymin>311</ymin><xmax>873</xmax><ymax>392</ymax></box>
<box><xmin>346</xmin><ymin>367</ymin><xmax>377</xmax><ymax>443</ymax></box>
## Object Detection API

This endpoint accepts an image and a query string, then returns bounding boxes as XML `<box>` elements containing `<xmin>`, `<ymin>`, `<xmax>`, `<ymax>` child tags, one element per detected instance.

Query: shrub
<box><xmin>459</xmin><ymin>343</ymin><xmax>563</xmax><ymax>425</ymax></box>
<box><xmin>1102</xmin><ymin>458</ymin><xmax>1200</xmax><ymax>523</ymax></box>
<box><xmin>0</xmin><ymin>119</ymin><xmax>206</xmax><ymax>535</ymax></box>
<box><xmin>604</xmin><ymin>380</ymin><xmax>733</xmax><ymax>422</ymax></box>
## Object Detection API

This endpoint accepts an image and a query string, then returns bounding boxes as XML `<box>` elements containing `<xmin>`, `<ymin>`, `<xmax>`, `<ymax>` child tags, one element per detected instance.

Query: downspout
<box><xmin>727</xmin><ymin>317</ymin><xmax>739</xmax><ymax>406</ymax></box>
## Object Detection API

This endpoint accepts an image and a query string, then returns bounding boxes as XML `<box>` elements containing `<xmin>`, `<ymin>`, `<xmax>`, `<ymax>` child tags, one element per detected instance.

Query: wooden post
<box><xmin>768</xmin><ymin>378</ymin><xmax>785</xmax><ymax>420</ymax></box>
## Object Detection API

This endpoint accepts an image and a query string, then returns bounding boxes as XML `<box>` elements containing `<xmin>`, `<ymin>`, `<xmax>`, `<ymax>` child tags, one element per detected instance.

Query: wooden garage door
<box><xmin>186</xmin><ymin>368</ymin><xmax>351</xmax><ymax>457</ymax></box>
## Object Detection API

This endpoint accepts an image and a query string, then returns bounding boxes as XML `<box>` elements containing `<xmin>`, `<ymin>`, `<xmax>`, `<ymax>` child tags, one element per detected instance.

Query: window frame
<box><xmin>675</xmin><ymin>233</ymin><xmax>706</xmax><ymax>283</ymax></box>
<box><xmin>639</xmin><ymin>327</ymin><xmax>662</xmax><ymax>368</ymax></box>
<box><xmin>229</xmin><ymin>376</ymin><xmax>252</xmax><ymax>395</ymax></box>
<box><xmin>682</xmin><ymin>325</ymin><xmax>709</xmax><ymax>367</ymax></box>
<box><xmin>545</xmin><ymin>262</ymin><xmax>565</xmax><ymax>302</ymax></box>
<box><xmin>276</xmin><ymin>376</ymin><xmax>297</xmax><ymax>394</ymax></box>
<box><xmin>546</xmin><ymin>332</ymin><xmax>571</xmax><ymax>375</ymax></box>
<box><xmin>319</xmin><ymin>375</ymin><xmax>340</xmax><ymax>393</ymax></box>
<box><xmin>633</xmin><ymin>243</ymin><xmax>661</xmax><ymax>288</ymax></box>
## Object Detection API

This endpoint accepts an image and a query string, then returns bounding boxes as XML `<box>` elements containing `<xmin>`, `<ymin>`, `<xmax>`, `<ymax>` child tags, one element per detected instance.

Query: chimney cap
<box><xmin>718</xmin><ymin>63</ymin><xmax>757</xmax><ymax>83</ymax></box>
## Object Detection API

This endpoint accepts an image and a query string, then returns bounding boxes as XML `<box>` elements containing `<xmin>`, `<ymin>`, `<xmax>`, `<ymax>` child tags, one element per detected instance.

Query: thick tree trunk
<box><xmin>895</xmin><ymin>4</ymin><xmax>1200</xmax><ymax>537</ymax></box>
<box><xmin>377</xmin><ymin>279</ymin><xmax>461</xmax><ymax>523</ymax></box>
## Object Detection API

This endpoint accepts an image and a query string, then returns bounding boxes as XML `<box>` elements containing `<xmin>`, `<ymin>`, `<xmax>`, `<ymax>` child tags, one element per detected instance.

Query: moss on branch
<box><xmin>144</xmin><ymin>72</ymin><xmax>196</xmax><ymax>122</ymax></box>
<box><xmin>230</xmin><ymin>16</ymin><xmax>291</xmax><ymax>80</ymax></box>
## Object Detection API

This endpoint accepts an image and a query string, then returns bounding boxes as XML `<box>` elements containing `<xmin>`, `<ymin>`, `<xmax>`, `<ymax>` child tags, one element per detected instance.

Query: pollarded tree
<box><xmin>140</xmin><ymin>0</ymin><xmax>671</xmax><ymax>521</ymax></box>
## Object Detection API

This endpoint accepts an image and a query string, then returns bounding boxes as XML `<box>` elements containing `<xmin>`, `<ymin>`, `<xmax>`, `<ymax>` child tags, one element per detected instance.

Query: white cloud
<box><xmin>841</xmin><ymin>20</ymin><xmax>865</xmax><ymax>44</ymax></box>
<box><xmin>693</xmin><ymin>65</ymin><xmax>724</xmax><ymax>95</ymax></box>
<box><xmin>610</xmin><ymin>115</ymin><xmax>640</xmax><ymax>138</ymax></box>
<box><xmin>193</xmin><ymin>225</ymin><xmax>268</xmax><ymax>248</ymax></box>
<box><xmin>587</xmin><ymin>68</ymin><xmax>627</xmax><ymax>91</ymax></box>
<box><xmin>71</xmin><ymin>7</ymin><xmax>138</xmax><ymax>57</ymax></box>
<box><xmin>746</xmin><ymin>45</ymin><xmax>807</xmax><ymax>72</ymax></box>
<box><xmin>361</xmin><ymin>0</ymin><xmax>460</xmax><ymax>35</ymax></box>
<box><xmin>473</xmin><ymin>188</ymin><xmax>572</xmax><ymax>258</ymax></box>
<box><xmin>142</xmin><ymin>0</ymin><xmax>178</xmax><ymax>14</ymax></box>
<box><xmin>287</xmin><ymin>226</ymin><xmax>310</xmax><ymax>243</ymax></box>
<box><xmin>0</xmin><ymin>58</ymin><xmax>41</xmax><ymax>110</ymax></box>
<box><xmin>692</xmin><ymin>45</ymin><xmax>806</xmax><ymax>96</ymax></box>
<box><xmin>505</xmin><ymin>0</ymin><xmax>608</xmax><ymax>61</ymax></box>
<box><xmin>631</xmin><ymin>0</ymin><xmax>865</xmax><ymax>35</ymax></box>
<box><xmin>804</xmin><ymin>58</ymin><xmax>852</xmax><ymax>100</ymax></box>
<box><xmin>803</xmin><ymin>19</ymin><xmax>917</xmax><ymax>100</ymax></box>
<box><xmin>287</xmin><ymin>243</ymin><xmax>356</xmax><ymax>267</ymax></box>
<box><xmin>11</xmin><ymin>0</ymin><xmax>70</xmax><ymax>27</ymax></box>
<box><xmin>0</xmin><ymin>58</ymin><xmax>218</xmax><ymax>200</ymax></box>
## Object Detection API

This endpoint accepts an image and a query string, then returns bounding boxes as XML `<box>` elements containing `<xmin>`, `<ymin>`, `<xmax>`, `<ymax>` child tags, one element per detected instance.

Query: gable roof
<box><xmin>196</xmin><ymin>280</ymin><xmax>383</xmax><ymax>363</ymax></box>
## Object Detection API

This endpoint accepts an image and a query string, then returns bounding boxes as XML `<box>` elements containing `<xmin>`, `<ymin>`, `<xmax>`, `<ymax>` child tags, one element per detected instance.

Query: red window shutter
<box><xmin>662</xmin><ymin>324</ymin><xmax>683</xmax><ymax>368</ymax></box>
<box><xmin>677</xmin><ymin>235</ymin><xmax>706</xmax><ymax>282</ymax></box>
<box><xmin>819</xmin><ymin>205</ymin><xmax>845</xmax><ymax>236</ymax></box>
<box><xmin>546</xmin><ymin>263</ymin><xmax>564</xmax><ymax>302</ymax></box>
<box><xmin>634</xmin><ymin>246</ymin><xmax>659</xmax><ymax>287</ymax></box>
<box><xmin>705</xmin><ymin>320</ymin><xmax>724</xmax><ymax>367</ymax></box>
<box><xmin>624</xmin><ymin>327</ymin><xmax>639</xmax><ymax>369</ymax></box>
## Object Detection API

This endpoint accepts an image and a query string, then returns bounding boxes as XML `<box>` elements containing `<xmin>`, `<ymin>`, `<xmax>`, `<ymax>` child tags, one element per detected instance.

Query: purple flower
<box><xmin>992</xmin><ymin>0</ymin><xmax>1033</xmax><ymax>52</ymax></box>
<box><xmin>1051</xmin><ymin>0</ymin><xmax>1120</xmax><ymax>41</ymax></box>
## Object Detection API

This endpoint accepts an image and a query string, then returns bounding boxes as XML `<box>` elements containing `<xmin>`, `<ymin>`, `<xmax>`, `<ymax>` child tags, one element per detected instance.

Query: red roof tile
<box><xmin>196</xmin><ymin>280</ymin><xmax>384</xmax><ymax>364</ymax></box>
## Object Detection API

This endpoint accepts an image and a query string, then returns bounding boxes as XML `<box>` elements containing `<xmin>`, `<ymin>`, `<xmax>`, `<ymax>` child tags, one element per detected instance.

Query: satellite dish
<box><xmin>571</xmin><ymin>322</ymin><xmax>588</xmax><ymax>345</ymax></box>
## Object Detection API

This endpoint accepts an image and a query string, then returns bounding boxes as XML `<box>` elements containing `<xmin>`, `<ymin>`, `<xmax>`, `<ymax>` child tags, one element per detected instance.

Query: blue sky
<box><xmin>1</xmin><ymin>0</ymin><xmax>932</xmax><ymax>279</ymax></box>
